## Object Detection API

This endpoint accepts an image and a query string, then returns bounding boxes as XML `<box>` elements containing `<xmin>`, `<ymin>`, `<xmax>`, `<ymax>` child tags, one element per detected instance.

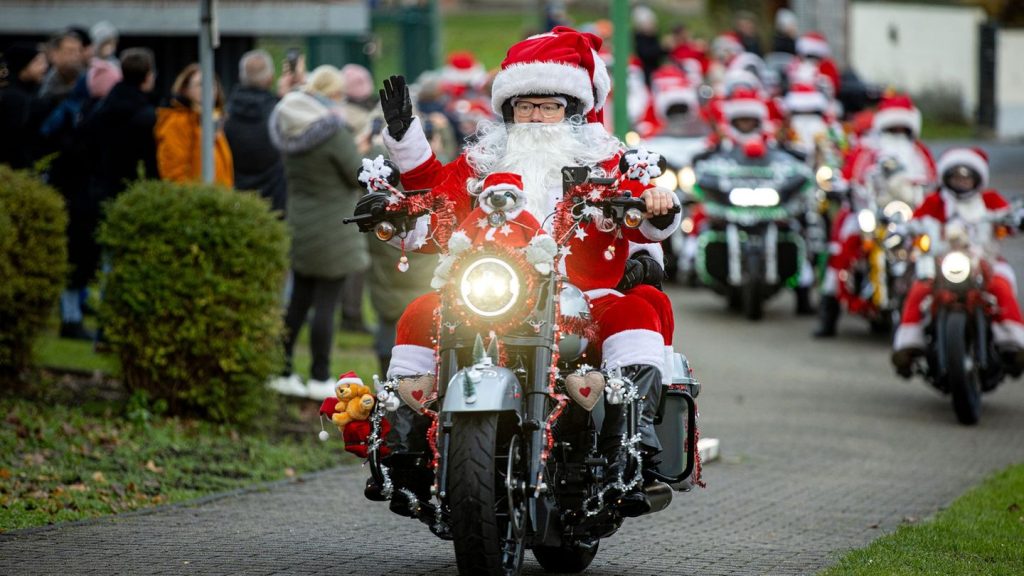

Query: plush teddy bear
<box><xmin>331</xmin><ymin>371</ymin><xmax>375</xmax><ymax>428</ymax></box>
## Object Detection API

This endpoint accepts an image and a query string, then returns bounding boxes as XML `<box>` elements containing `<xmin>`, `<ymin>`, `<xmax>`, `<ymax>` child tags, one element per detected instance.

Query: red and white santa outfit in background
<box><xmin>893</xmin><ymin>147</ymin><xmax>1024</xmax><ymax>354</ymax></box>
<box><xmin>821</xmin><ymin>95</ymin><xmax>938</xmax><ymax>301</ymax></box>
<box><xmin>789</xmin><ymin>32</ymin><xmax>841</xmax><ymax>97</ymax></box>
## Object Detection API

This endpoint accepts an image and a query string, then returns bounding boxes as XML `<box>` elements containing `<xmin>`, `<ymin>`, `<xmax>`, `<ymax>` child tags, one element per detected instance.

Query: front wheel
<box><xmin>449</xmin><ymin>413</ymin><xmax>525</xmax><ymax>575</ymax></box>
<box><xmin>532</xmin><ymin>538</ymin><xmax>600</xmax><ymax>573</ymax></box>
<box><xmin>743</xmin><ymin>281</ymin><xmax>764</xmax><ymax>321</ymax></box>
<box><xmin>944</xmin><ymin>312</ymin><xmax>981</xmax><ymax>425</ymax></box>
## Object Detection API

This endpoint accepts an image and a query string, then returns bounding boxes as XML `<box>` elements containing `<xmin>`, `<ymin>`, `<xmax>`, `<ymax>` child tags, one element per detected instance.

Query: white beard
<box><xmin>876</xmin><ymin>133</ymin><xmax>928</xmax><ymax>181</ymax></box>
<box><xmin>465</xmin><ymin>121</ymin><xmax>623</xmax><ymax>222</ymax></box>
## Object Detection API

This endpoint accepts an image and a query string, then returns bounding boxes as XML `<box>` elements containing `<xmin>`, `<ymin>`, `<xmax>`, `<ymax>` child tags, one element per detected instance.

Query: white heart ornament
<box><xmin>397</xmin><ymin>374</ymin><xmax>436</xmax><ymax>412</ymax></box>
<box><xmin>565</xmin><ymin>371</ymin><xmax>605</xmax><ymax>411</ymax></box>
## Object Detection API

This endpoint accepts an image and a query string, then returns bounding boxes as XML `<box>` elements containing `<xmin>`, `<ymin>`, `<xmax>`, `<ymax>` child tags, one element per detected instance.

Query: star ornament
<box><xmin>573</xmin><ymin>227</ymin><xmax>588</xmax><ymax>241</ymax></box>
<box><xmin>476</xmin><ymin>217</ymin><xmax>489</xmax><ymax>229</ymax></box>
<box><xmin>558</xmin><ymin>245</ymin><xmax>573</xmax><ymax>258</ymax></box>
<box><xmin>499</xmin><ymin>224</ymin><xmax>513</xmax><ymax>236</ymax></box>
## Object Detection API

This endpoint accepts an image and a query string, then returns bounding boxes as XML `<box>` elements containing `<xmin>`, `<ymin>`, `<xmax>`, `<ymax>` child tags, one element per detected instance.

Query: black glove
<box><xmin>615</xmin><ymin>251</ymin><xmax>665</xmax><ymax>291</ymax></box>
<box><xmin>379</xmin><ymin>75</ymin><xmax>413</xmax><ymax>141</ymax></box>
<box><xmin>352</xmin><ymin>193</ymin><xmax>390</xmax><ymax>233</ymax></box>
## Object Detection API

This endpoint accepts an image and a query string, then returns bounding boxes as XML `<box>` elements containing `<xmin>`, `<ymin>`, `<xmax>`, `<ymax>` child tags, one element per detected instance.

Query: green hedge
<box><xmin>0</xmin><ymin>167</ymin><xmax>68</xmax><ymax>384</ymax></box>
<box><xmin>98</xmin><ymin>181</ymin><xmax>289</xmax><ymax>424</ymax></box>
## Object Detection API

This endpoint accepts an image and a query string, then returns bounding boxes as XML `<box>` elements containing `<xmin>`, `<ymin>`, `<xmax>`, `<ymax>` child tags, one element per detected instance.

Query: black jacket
<box><xmin>772</xmin><ymin>33</ymin><xmax>797</xmax><ymax>55</ymax></box>
<box><xmin>0</xmin><ymin>78</ymin><xmax>46</xmax><ymax>169</ymax></box>
<box><xmin>224</xmin><ymin>86</ymin><xmax>286</xmax><ymax>215</ymax></box>
<box><xmin>83</xmin><ymin>81</ymin><xmax>158</xmax><ymax>202</ymax></box>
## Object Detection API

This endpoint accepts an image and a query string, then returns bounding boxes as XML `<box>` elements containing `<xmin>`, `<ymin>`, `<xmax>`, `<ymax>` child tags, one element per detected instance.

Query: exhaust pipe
<box><xmin>641</xmin><ymin>481</ymin><xmax>673</xmax><ymax>515</ymax></box>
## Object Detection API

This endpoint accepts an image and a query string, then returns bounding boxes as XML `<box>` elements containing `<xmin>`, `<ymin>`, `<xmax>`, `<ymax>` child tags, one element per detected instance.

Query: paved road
<box><xmin>3</xmin><ymin>142</ymin><xmax>1023</xmax><ymax>576</ymax></box>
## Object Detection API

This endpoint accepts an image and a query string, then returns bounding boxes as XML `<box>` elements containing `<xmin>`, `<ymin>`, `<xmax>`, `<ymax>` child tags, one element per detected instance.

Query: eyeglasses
<box><xmin>512</xmin><ymin>101</ymin><xmax>565</xmax><ymax>118</ymax></box>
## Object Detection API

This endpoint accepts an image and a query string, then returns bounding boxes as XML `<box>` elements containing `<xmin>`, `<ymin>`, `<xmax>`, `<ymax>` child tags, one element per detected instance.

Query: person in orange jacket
<box><xmin>155</xmin><ymin>63</ymin><xmax>234</xmax><ymax>187</ymax></box>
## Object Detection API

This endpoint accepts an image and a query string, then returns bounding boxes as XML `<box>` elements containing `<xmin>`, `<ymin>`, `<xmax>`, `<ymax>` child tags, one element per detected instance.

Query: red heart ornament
<box><xmin>397</xmin><ymin>374</ymin><xmax>435</xmax><ymax>411</ymax></box>
<box><xmin>412</xmin><ymin>390</ymin><xmax>424</xmax><ymax>401</ymax></box>
<box><xmin>565</xmin><ymin>372</ymin><xmax>604</xmax><ymax>411</ymax></box>
<box><xmin>579</xmin><ymin>387</ymin><xmax>591</xmax><ymax>398</ymax></box>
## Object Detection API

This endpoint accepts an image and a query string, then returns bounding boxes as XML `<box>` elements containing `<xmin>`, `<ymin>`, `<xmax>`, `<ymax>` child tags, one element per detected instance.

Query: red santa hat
<box><xmin>722</xmin><ymin>87</ymin><xmax>768</xmax><ymax>121</ymax></box>
<box><xmin>796</xmin><ymin>32</ymin><xmax>831</xmax><ymax>58</ymax></box>
<box><xmin>490</xmin><ymin>26</ymin><xmax>609</xmax><ymax>117</ymax></box>
<box><xmin>783</xmin><ymin>83</ymin><xmax>829</xmax><ymax>115</ymax></box>
<box><xmin>872</xmin><ymin>94</ymin><xmax>922</xmax><ymax>138</ymax></box>
<box><xmin>651</xmin><ymin>67</ymin><xmax>698</xmax><ymax>120</ymax></box>
<box><xmin>937</xmin><ymin>147</ymin><xmax>989</xmax><ymax>189</ymax></box>
<box><xmin>336</xmin><ymin>371</ymin><xmax>363</xmax><ymax>387</ymax></box>
<box><xmin>712</xmin><ymin>32</ymin><xmax>745</xmax><ymax>60</ymax></box>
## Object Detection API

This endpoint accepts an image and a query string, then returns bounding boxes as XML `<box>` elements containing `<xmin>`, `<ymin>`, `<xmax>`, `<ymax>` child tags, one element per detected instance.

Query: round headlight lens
<box><xmin>654</xmin><ymin>170</ymin><xmax>678</xmax><ymax>192</ymax></box>
<box><xmin>940</xmin><ymin>251</ymin><xmax>971</xmax><ymax>284</ymax></box>
<box><xmin>857</xmin><ymin>209</ymin><xmax>877</xmax><ymax>233</ymax></box>
<box><xmin>459</xmin><ymin>257</ymin><xmax>521</xmax><ymax>317</ymax></box>
<box><xmin>816</xmin><ymin>165</ymin><xmax>833</xmax><ymax>186</ymax></box>
<box><xmin>678</xmin><ymin>167</ymin><xmax>697</xmax><ymax>192</ymax></box>
<box><xmin>883</xmin><ymin>200</ymin><xmax>913</xmax><ymax>223</ymax></box>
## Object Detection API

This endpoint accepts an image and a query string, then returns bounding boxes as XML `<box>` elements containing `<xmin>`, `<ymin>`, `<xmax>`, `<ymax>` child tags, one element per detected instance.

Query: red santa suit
<box><xmin>791</xmin><ymin>32</ymin><xmax>841</xmax><ymax>96</ymax></box>
<box><xmin>893</xmin><ymin>148</ymin><xmax>1024</xmax><ymax>352</ymax></box>
<box><xmin>822</xmin><ymin>95</ymin><xmax>938</xmax><ymax>297</ymax></box>
<box><xmin>382</xmin><ymin>27</ymin><xmax>680</xmax><ymax>381</ymax></box>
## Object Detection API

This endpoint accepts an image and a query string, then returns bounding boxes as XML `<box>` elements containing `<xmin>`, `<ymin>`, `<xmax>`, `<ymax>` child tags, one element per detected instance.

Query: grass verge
<box><xmin>820</xmin><ymin>463</ymin><xmax>1024</xmax><ymax>575</ymax></box>
<box><xmin>0</xmin><ymin>387</ymin><xmax>346</xmax><ymax>533</ymax></box>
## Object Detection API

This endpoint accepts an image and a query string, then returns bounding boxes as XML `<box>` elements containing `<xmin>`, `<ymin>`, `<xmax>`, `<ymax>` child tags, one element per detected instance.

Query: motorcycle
<box><xmin>691</xmin><ymin>146</ymin><xmax>814</xmax><ymax>320</ymax></box>
<box><xmin>341</xmin><ymin>161</ymin><xmax>701</xmax><ymax>575</ymax></box>
<box><xmin>905</xmin><ymin>215</ymin><xmax>1021</xmax><ymax>425</ymax></box>
<box><xmin>841</xmin><ymin>156</ymin><xmax>926</xmax><ymax>332</ymax></box>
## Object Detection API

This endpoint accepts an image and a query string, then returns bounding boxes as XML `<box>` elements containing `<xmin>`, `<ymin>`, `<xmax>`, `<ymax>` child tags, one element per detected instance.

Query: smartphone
<box><xmin>370</xmin><ymin>116</ymin><xmax>385</xmax><ymax>135</ymax></box>
<box><xmin>285</xmin><ymin>47</ymin><xmax>301</xmax><ymax>74</ymax></box>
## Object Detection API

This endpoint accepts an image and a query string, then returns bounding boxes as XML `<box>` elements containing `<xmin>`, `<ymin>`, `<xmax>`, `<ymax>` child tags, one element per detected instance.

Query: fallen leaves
<box><xmin>145</xmin><ymin>460</ymin><xmax>164</xmax><ymax>474</ymax></box>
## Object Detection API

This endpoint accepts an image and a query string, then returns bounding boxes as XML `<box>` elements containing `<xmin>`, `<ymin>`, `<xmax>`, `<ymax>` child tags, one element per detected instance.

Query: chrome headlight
<box><xmin>678</xmin><ymin>166</ymin><xmax>697</xmax><ymax>192</ymax></box>
<box><xmin>816</xmin><ymin>165</ymin><xmax>833</xmax><ymax>189</ymax></box>
<box><xmin>857</xmin><ymin>209</ymin><xmax>877</xmax><ymax>234</ymax></box>
<box><xmin>654</xmin><ymin>170</ymin><xmax>678</xmax><ymax>192</ymax></box>
<box><xmin>882</xmin><ymin>200</ymin><xmax>913</xmax><ymax>224</ymax></box>
<box><xmin>940</xmin><ymin>251</ymin><xmax>971</xmax><ymax>284</ymax></box>
<box><xmin>459</xmin><ymin>257</ymin><xmax>521</xmax><ymax>317</ymax></box>
<box><xmin>729</xmin><ymin>187</ymin><xmax>780</xmax><ymax>207</ymax></box>
<box><xmin>558</xmin><ymin>283</ymin><xmax>590</xmax><ymax>361</ymax></box>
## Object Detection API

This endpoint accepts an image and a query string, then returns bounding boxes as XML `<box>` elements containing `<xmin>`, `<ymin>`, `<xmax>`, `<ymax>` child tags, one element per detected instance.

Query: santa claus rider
<box><xmin>356</xmin><ymin>27</ymin><xmax>681</xmax><ymax>516</ymax></box>
<box><xmin>892</xmin><ymin>147</ymin><xmax>1024</xmax><ymax>377</ymax></box>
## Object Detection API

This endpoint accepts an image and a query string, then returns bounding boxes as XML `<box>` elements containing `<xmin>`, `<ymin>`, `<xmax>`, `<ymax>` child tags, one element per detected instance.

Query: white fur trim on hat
<box><xmin>722</xmin><ymin>98</ymin><xmax>768</xmax><ymax>121</ymax></box>
<box><xmin>784</xmin><ymin>90</ymin><xmax>829</xmax><ymax>114</ymax></box>
<box><xmin>591</xmin><ymin>49</ymin><xmax>611</xmax><ymax>111</ymax></box>
<box><xmin>797</xmin><ymin>35</ymin><xmax>831</xmax><ymax>58</ymax></box>
<box><xmin>491</xmin><ymin>62</ymin><xmax>595</xmax><ymax>116</ymax></box>
<box><xmin>872</xmin><ymin>106</ymin><xmax>922</xmax><ymax>138</ymax></box>
<box><xmin>937</xmin><ymin>148</ymin><xmax>989</xmax><ymax>189</ymax></box>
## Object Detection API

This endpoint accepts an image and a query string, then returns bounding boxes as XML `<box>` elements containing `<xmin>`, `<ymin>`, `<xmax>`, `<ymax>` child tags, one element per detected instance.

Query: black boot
<box><xmin>891</xmin><ymin>348</ymin><xmax>921</xmax><ymax>379</ymax></box>
<box><xmin>598</xmin><ymin>401</ymin><xmax>634</xmax><ymax>499</ymax></box>
<box><xmin>795</xmin><ymin>286</ymin><xmax>815</xmax><ymax>316</ymax></box>
<box><xmin>380</xmin><ymin>399</ymin><xmax>434</xmax><ymax>515</ymax></box>
<box><xmin>813</xmin><ymin>295</ymin><xmax>840</xmax><ymax>338</ymax></box>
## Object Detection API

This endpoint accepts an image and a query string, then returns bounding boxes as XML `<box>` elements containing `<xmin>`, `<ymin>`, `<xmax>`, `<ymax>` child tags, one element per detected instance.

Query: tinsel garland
<box><xmin>557</xmin><ymin>314</ymin><xmax>600</xmax><ymax>347</ymax></box>
<box><xmin>579</xmin><ymin>377</ymin><xmax>644</xmax><ymax>517</ymax></box>
<box><xmin>388</xmin><ymin>192</ymin><xmax>458</xmax><ymax>250</ymax></box>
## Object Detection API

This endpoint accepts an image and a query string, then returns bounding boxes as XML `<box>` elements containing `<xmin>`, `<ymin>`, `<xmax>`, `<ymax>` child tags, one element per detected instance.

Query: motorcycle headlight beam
<box><xmin>678</xmin><ymin>166</ymin><xmax>697</xmax><ymax>192</ymax></box>
<box><xmin>459</xmin><ymin>257</ymin><xmax>521</xmax><ymax>317</ymax></box>
<box><xmin>816</xmin><ymin>166</ymin><xmax>833</xmax><ymax>187</ymax></box>
<box><xmin>654</xmin><ymin>170</ymin><xmax>678</xmax><ymax>192</ymax></box>
<box><xmin>940</xmin><ymin>251</ymin><xmax>971</xmax><ymax>284</ymax></box>
<box><xmin>729</xmin><ymin>187</ymin><xmax>780</xmax><ymax>207</ymax></box>
<box><xmin>882</xmin><ymin>200</ymin><xmax>913</xmax><ymax>224</ymax></box>
<box><xmin>857</xmin><ymin>209</ymin><xmax>877</xmax><ymax>234</ymax></box>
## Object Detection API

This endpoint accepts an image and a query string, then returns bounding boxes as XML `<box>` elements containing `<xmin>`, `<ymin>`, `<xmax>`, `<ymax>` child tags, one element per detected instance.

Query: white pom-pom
<box><xmin>318</xmin><ymin>430</ymin><xmax>330</xmax><ymax>442</ymax></box>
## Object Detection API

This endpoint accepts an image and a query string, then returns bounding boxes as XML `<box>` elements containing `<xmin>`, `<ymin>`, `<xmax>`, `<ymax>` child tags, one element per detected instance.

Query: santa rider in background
<box><xmin>361</xmin><ymin>27</ymin><xmax>680</xmax><ymax>516</ymax></box>
<box><xmin>892</xmin><ymin>147</ymin><xmax>1024</xmax><ymax>377</ymax></box>
<box><xmin>789</xmin><ymin>32</ymin><xmax>842</xmax><ymax>98</ymax></box>
<box><xmin>815</xmin><ymin>94</ymin><xmax>937</xmax><ymax>337</ymax></box>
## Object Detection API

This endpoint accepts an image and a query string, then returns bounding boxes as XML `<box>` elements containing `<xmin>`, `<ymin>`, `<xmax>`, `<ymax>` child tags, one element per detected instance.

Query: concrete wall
<box><xmin>850</xmin><ymin>2</ymin><xmax>985</xmax><ymax>117</ymax></box>
<box><xmin>997</xmin><ymin>29</ymin><xmax>1024</xmax><ymax>140</ymax></box>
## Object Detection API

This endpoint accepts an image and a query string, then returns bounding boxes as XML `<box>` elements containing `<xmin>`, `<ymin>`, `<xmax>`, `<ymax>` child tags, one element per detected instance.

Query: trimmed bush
<box><xmin>98</xmin><ymin>181</ymin><xmax>289</xmax><ymax>424</ymax></box>
<box><xmin>0</xmin><ymin>167</ymin><xmax>68</xmax><ymax>384</ymax></box>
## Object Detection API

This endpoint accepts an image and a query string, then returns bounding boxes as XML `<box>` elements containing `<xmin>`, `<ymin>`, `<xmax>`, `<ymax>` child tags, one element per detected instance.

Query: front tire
<box><xmin>945</xmin><ymin>312</ymin><xmax>981</xmax><ymax>425</ymax></box>
<box><xmin>532</xmin><ymin>538</ymin><xmax>600</xmax><ymax>573</ymax></box>
<box><xmin>743</xmin><ymin>281</ymin><xmax>763</xmax><ymax>321</ymax></box>
<box><xmin>449</xmin><ymin>413</ymin><xmax>524</xmax><ymax>575</ymax></box>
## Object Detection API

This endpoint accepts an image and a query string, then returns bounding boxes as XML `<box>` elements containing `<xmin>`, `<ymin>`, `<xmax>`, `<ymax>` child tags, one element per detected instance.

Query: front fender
<box><xmin>442</xmin><ymin>366</ymin><xmax>522</xmax><ymax>413</ymax></box>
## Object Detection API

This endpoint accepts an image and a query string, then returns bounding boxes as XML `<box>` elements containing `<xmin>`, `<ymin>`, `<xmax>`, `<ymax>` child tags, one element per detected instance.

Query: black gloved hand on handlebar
<box><xmin>379</xmin><ymin>75</ymin><xmax>414</xmax><ymax>141</ymax></box>
<box><xmin>615</xmin><ymin>250</ymin><xmax>665</xmax><ymax>292</ymax></box>
<box><xmin>352</xmin><ymin>193</ymin><xmax>391</xmax><ymax>233</ymax></box>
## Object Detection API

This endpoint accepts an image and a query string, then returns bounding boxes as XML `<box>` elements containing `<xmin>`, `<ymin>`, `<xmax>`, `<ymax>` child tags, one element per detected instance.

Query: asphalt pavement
<box><xmin>2</xmin><ymin>141</ymin><xmax>1022</xmax><ymax>576</ymax></box>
